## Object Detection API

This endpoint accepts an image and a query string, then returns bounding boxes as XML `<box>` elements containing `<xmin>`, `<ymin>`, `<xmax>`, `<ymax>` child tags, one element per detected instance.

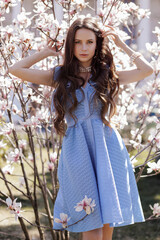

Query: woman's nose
<box><xmin>82</xmin><ymin>43</ymin><xmax>87</xmax><ymax>50</ymax></box>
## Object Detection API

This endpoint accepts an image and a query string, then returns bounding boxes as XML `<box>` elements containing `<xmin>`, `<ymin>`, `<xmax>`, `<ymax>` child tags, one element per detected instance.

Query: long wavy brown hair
<box><xmin>52</xmin><ymin>17</ymin><xmax>119</xmax><ymax>136</ymax></box>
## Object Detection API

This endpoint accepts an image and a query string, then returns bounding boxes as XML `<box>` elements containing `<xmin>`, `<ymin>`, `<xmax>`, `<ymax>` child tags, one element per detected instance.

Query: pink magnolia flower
<box><xmin>6</xmin><ymin>197</ymin><xmax>22</xmax><ymax>221</ymax></box>
<box><xmin>18</xmin><ymin>139</ymin><xmax>27</xmax><ymax>149</ymax></box>
<box><xmin>47</xmin><ymin>161</ymin><xmax>55</xmax><ymax>171</ymax></box>
<box><xmin>12</xmin><ymin>104</ymin><xmax>20</xmax><ymax>115</ymax></box>
<box><xmin>0</xmin><ymin>100</ymin><xmax>7</xmax><ymax>111</ymax></box>
<box><xmin>97</xmin><ymin>9</ymin><xmax>106</xmax><ymax>18</ymax></box>
<box><xmin>54</xmin><ymin>213</ymin><xmax>71</xmax><ymax>228</ymax></box>
<box><xmin>50</xmin><ymin>152</ymin><xmax>57</xmax><ymax>163</ymax></box>
<box><xmin>149</xmin><ymin>203</ymin><xmax>160</xmax><ymax>217</ymax></box>
<box><xmin>19</xmin><ymin>116</ymin><xmax>40</xmax><ymax>128</ymax></box>
<box><xmin>0</xmin><ymin>123</ymin><xmax>14</xmax><ymax>135</ymax></box>
<box><xmin>6</xmin><ymin>148</ymin><xmax>21</xmax><ymax>164</ymax></box>
<box><xmin>2</xmin><ymin>164</ymin><xmax>14</xmax><ymax>175</ymax></box>
<box><xmin>74</xmin><ymin>195</ymin><xmax>96</xmax><ymax>215</ymax></box>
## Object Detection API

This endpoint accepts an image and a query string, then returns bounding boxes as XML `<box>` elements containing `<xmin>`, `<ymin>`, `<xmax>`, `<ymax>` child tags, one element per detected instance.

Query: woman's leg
<box><xmin>82</xmin><ymin>227</ymin><xmax>103</xmax><ymax>240</ymax></box>
<box><xmin>102</xmin><ymin>224</ymin><xmax>114</xmax><ymax>240</ymax></box>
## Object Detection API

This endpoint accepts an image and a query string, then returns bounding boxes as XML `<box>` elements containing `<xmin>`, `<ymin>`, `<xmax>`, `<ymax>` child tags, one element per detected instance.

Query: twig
<box><xmin>0</xmin><ymin>175</ymin><xmax>29</xmax><ymax>198</ymax></box>
<box><xmin>135</xmin><ymin>153</ymin><xmax>160</xmax><ymax>169</ymax></box>
<box><xmin>140</xmin><ymin>171</ymin><xmax>160</xmax><ymax>178</ymax></box>
<box><xmin>0</xmin><ymin>231</ymin><xmax>25</xmax><ymax>239</ymax></box>
<box><xmin>103</xmin><ymin>0</ymin><xmax>120</xmax><ymax>25</ymax></box>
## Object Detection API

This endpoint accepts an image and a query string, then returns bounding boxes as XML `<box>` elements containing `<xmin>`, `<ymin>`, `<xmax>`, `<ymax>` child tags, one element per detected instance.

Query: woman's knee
<box><xmin>82</xmin><ymin>227</ymin><xmax>103</xmax><ymax>240</ymax></box>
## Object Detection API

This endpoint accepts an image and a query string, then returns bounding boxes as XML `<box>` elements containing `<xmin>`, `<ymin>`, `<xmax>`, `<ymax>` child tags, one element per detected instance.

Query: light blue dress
<box><xmin>52</xmin><ymin>66</ymin><xmax>145</xmax><ymax>232</ymax></box>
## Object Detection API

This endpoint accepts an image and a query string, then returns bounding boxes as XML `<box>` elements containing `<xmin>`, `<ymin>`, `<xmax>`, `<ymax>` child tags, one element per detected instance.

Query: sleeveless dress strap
<box><xmin>51</xmin><ymin>65</ymin><xmax>61</xmax><ymax>112</ymax></box>
<box><xmin>53</xmin><ymin>65</ymin><xmax>61</xmax><ymax>82</ymax></box>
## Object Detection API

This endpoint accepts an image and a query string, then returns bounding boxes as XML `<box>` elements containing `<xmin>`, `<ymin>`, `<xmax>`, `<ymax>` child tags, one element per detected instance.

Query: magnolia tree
<box><xmin>0</xmin><ymin>0</ymin><xmax>160</xmax><ymax>239</ymax></box>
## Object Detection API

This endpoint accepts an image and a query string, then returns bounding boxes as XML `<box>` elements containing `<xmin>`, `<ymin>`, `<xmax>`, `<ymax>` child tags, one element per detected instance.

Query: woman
<box><xmin>9</xmin><ymin>17</ymin><xmax>153</xmax><ymax>240</ymax></box>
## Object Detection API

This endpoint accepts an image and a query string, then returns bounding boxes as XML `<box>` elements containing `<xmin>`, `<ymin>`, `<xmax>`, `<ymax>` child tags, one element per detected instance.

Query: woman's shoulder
<box><xmin>52</xmin><ymin>65</ymin><xmax>63</xmax><ymax>81</ymax></box>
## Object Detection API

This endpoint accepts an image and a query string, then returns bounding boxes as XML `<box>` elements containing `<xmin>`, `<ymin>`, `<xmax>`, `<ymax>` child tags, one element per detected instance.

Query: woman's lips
<box><xmin>80</xmin><ymin>54</ymin><xmax>88</xmax><ymax>57</ymax></box>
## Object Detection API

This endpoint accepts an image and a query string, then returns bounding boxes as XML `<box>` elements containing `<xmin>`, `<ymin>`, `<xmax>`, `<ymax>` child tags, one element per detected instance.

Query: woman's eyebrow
<box><xmin>74</xmin><ymin>38</ymin><xmax>94</xmax><ymax>40</ymax></box>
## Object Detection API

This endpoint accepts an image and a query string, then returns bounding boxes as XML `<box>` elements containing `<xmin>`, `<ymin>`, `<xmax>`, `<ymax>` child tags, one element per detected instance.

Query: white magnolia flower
<box><xmin>149</xmin><ymin>203</ymin><xmax>160</xmax><ymax>217</ymax></box>
<box><xmin>30</xmin><ymin>95</ymin><xmax>42</xmax><ymax>104</ymax></box>
<box><xmin>6</xmin><ymin>197</ymin><xmax>22</xmax><ymax>221</ymax></box>
<box><xmin>36</xmin><ymin>107</ymin><xmax>49</xmax><ymax>122</ymax></box>
<box><xmin>130</xmin><ymin>156</ymin><xmax>138</xmax><ymax>172</ymax></box>
<box><xmin>147</xmin><ymin>160</ymin><xmax>160</xmax><ymax>174</ymax></box>
<box><xmin>2</xmin><ymin>164</ymin><xmax>14</xmax><ymax>175</ymax></box>
<box><xmin>54</xmin><ymin>213</ymin><xmax>71</xmax><ymax>228</ymax></box>
<box><xmin>74</xmin><ymin>195</ymin><xmax>96</xmax><ymax>215</ymax></box>
<box><xmin>12</xmin><ymin>104</ymin><xmax>21</xmax><ymax>115</ymax></box>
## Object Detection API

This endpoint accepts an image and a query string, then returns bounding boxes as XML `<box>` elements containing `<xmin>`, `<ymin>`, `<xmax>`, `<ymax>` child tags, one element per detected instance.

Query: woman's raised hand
<box><xmin>101</xmin><ymin>25</ymin><xmax>125</xmax><ymax>48</ymax></box>
<box><xmin>43</xmin><ymin>38</ymin><xmax>63</xmax><ymax>57</ymax></box>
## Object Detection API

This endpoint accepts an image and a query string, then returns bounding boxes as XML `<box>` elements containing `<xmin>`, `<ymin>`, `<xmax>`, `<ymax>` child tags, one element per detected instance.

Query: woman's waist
<box><xmin>65</xmin><ymin>113</ymin><xmax>102</xmax><ymax>127</ymax></box>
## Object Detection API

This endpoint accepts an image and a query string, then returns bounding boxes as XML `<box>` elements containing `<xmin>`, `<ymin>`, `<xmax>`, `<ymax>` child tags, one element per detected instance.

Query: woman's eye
<box><xmin>88</xmin><ymin>41</ymin><xmax>93</xmax><ymax>44</ymax></box>
<box><xmin>75</xmin><ymin>41</ymin><xmax>80</xmax><ymax>44</ymax></box>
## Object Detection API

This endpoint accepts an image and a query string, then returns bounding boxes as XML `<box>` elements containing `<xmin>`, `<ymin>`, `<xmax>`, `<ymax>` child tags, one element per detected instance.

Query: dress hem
<box><xmin>53</xmin><ymin>219</ymin><xmax>146</xmax><ymax>233</ymax></box>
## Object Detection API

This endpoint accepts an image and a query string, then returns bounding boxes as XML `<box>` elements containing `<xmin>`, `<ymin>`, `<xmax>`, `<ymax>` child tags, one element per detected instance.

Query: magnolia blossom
<box><xmin>0</xmin><ymin>99</ymin><xmax>8</xmax><ymax>111</ymax></box>
<box><xmin>130</xmin><ymin>156</ymin><xmax>138</xmax><ymax>172</ymax></box>
<box><xmin>146</xmin><ymin>42</ymin><xmax>160</xmax><ymax>56</ymax></box>
<box><xmin>2</xmin><ymin>164</ymin><xmax>14</xmax><ymax>175</ymax></box>
<box><xmin>23</xmin><ymin>88</ymin><xmax>33</xmax><ymax>98</ymax></box>
<box><xmin>54</xmin><ymin>213</ymin><xmax>71</xmax><ymax>228</ymax></box>
<box><xmin>147</xmin><ymin>160</ymin><xmax>160</xmax><ymax>174</ymax></box>
<box><xmin>36</xmin><ymin>107</ymin><xmax>49</xmax><ymax>122</ymax></box>
<box><xmin>153</xmin><ymin>26</ymin><xmax>160</xmax><ymax>41</ymax></box>
<box><xmin>149</xmin><ymin>203</ymin><xmax>160</xmax><ymax>217</ymax></box>
<box><xmin>31</xmin><ymin>95</ymin><xmax>42</xmax><ymax>104</ymax></box>
<box><xmin>19</xmin><ymin>116</ymin><xmax>40</xmax><ymax>128</ymax></box>
<box><xmin>6</xmin><ymin>148</ymin><xmax>21</xmax><ymax>164</ymax></box>
<box><xmin>50</xmin><ymin>152</ymin><xmax>57</xmax><ymax>163</ymax></box>
<box><xmin>0</xmin><ymin>123</ymin><xmax>14</xmax><ymax>135</ymax></box>
<box><xmin>18</xmin><ymin>139</ymin><xmax>27</xmax><ymax>149</ymax></box>
<box><xmin>6</xmin><ymin>197</ymin><xmax>22</xmax><ymax>221</ymax></box>
<box><xmin>47</xmin><ymin>161</ymin><xmax>55</xmax><ymax>171</ymax></box>
<box><xmin>148</xmin><ymin>131</ymin><xmax>160</xmax><ymax>149</ymax></box>
<box><xmin>13</xmin><ymin>8</ymin><xmax>31</xmax><ymax>28</ymax></box>
<box><xmin>12</xmin><ymin>104</ymin><xmax>21</xmax><ymax>115</ymax></box>
<box><xmin>74</xmin><ymin>195</ymin><xmax>96</xmax><ymax>215</ymax></box>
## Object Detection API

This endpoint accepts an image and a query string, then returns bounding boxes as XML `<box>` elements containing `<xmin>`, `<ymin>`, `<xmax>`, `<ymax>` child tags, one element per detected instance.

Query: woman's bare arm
<box><xmin>101</xmin><ymin>26</ymin><xmax>154</xmax><ymax>85</ymax></box>
<box><xmin>8</xmin><ymin>39</ymin><xmax>61</xmax><ymax>87</ymax></box>
<box><xmin>116</xmin><ymin>41</ymin><xmax>154</xmax><ymax>85</ymax></box>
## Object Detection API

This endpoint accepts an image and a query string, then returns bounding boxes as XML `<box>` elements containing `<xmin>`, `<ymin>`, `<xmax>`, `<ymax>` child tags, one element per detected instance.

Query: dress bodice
<box><xmin>51</xmin><ymin>67</ymin><xmax>102</xmax><ymax>127</ymax></box>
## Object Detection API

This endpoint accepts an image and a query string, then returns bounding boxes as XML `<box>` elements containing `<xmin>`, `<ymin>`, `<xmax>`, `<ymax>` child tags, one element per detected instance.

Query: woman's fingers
<box><xmin>105</xmin><ymin>25</ymin><xmax>115</xmax><ymax>30</ymax></box>
<box><xmin>102</xmin><ymin>30</ymin><xmax>117</xmax><ymax>38</ymax></box>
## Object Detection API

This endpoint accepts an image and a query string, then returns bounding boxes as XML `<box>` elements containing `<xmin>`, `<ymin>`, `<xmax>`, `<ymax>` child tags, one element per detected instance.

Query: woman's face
<box><xmin>74</xmin><ymin>28</ymin><xmax>97</xmax><ymax>67</ymax></box>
